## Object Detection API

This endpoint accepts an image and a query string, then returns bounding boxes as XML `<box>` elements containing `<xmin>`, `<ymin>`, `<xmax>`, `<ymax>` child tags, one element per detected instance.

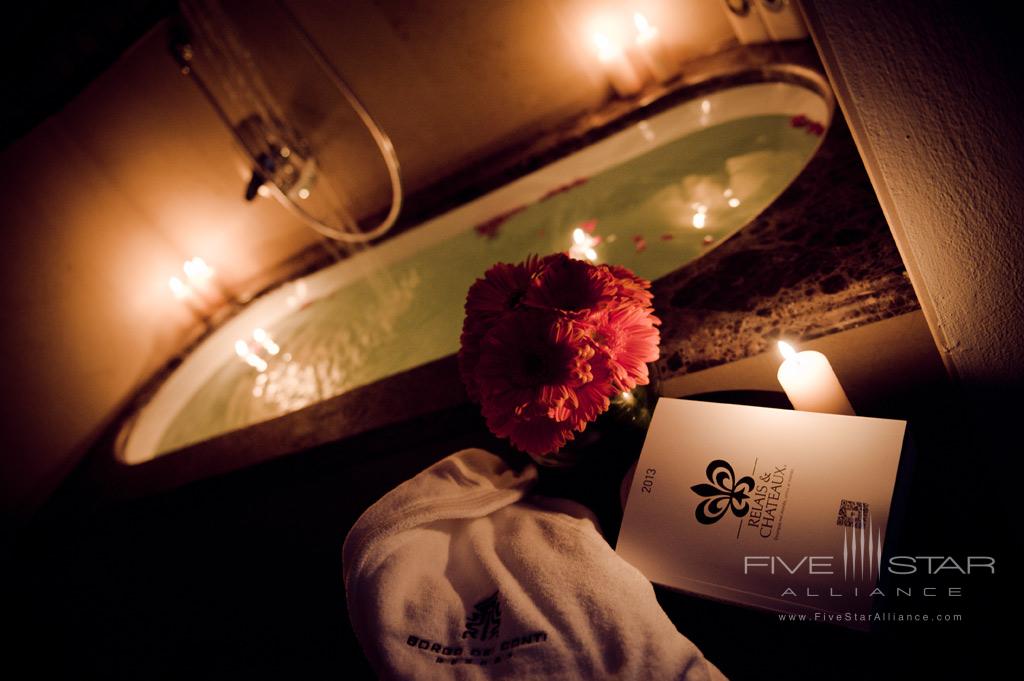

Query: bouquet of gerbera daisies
<box><xmin>458</xmin><ymin>253</ymin><xmax>660</xmax><ymax>462</ymax></box>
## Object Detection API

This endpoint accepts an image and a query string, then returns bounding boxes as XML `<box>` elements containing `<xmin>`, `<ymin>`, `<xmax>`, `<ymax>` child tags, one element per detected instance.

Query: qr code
<box><xmin>836</xmin><ymin>500</ymin><xmax>869</xmax><ymax>528</ymax></box>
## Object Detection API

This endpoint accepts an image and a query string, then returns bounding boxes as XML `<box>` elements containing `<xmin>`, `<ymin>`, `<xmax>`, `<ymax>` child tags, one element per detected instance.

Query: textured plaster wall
<box><xmin>801</xmin><ymin>1</ymin><xmax>1024</xmax><ymax>388</ymax></box>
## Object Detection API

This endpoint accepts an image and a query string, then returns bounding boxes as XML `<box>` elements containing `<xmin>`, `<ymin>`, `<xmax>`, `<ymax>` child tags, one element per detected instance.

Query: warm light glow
<box><xmin>168</xmin><ymin>276</ymin><xmax>190</xmax><ymax>300</ymax></box>
<box><xmin>569</xmin><ymin>224</ymin><xmax>600</xmax><ymax>262</ymax></box>
<box><xmin>286</xmin><ymin>279</ymin><xmax>309</xmax><ymax>309</ymax></box>
<box><xmin>235</xmin><ymin>337</ymin><xmax>268</xmax><ymax>372</ymax></box>
<box><xmin>692</xmin><ymin>211</ymin><xmax>706</xmax><ymax>229</ymax></box>
<box><xmin>728</xmin><ymin>198</ymin><xmax>741</xmax><ymax>208</ymax></box>
<box><xmin>633</xmin><ymin>12</ymin><xmax>657</xmax><ymax>42</ymax></box>
<box><xmin>593</xmin><ymin>32</ymin><xmax>620</xmax><ymax>62</ymax></box>
<box><xmin>778</xmin><ymin>341</ymin><xmax>797</xmax><ymax>361</ymax></box>
<box><xmin>252</xmin><ymin>328</ymin><xmax>280</xmax><ymax>355</ymax></box>
<box><xmin>297</xmin><ymin>188</ymin><xmax>311</xmax><ymax>200</ymax></box>
<box><xmin>257</xmin><ymin>185</ymin><xmax>271</xmax><ymax>198</ymax></box>
<box><xmin>701</xmin><ymin>99</ymin><xmax>711</xmax><ymax>115</ymax></box>
<box><xmin>183</xmin><ymin>256</ymin><xmax>213</xmax><ymax>284</ymax></box>
<box><xmin>245</xmin><ymin>355</ymin><xmax>268</xmax><ymax>372</ymax></box>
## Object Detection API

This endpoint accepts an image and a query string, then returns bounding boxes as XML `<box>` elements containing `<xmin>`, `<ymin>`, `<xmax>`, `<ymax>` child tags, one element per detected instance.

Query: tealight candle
<box><xmin>776</xmin><ymin>341</ymin><xmax>854</xmax><ymax>415</ymax></box>
<box><xmin>593</xmin><ymin>32</ymin><xmax>643</xmax><ymax>98</ymax></box>
<box><xmin>632</xmin><ymin>13</ymin><xmax>677</xmax><ymax>83</ymax></box>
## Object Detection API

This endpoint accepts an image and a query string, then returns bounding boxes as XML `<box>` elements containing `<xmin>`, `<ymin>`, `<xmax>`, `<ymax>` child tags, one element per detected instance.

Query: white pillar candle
<box><xmin>776</xmin><ymin>341</ymin><xmax>854</xmax><ymax>415</ymax></box>
<box><xmin>593</xmin><ymin>32</ymin><xmax>643</xmax><ymax>98</ymax></box>
<box><xmin>632</xmin><ymin>13</ymin><xmax>677</xmax><ymax>83</ymax></box>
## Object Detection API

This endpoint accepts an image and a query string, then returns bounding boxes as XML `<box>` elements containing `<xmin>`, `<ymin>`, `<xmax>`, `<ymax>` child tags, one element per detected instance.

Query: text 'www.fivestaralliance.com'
<box><xmin>777</xmin><ymin>611</ymin><xmax>963</xmax><ymax>623</ymax></box>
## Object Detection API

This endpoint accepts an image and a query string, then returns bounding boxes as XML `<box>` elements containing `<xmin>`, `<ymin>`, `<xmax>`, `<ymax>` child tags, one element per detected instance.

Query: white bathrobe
<box><xmin>343</xmin><ymin>448</ymin><xmax>727</xmax><ymax>680</ymax></box>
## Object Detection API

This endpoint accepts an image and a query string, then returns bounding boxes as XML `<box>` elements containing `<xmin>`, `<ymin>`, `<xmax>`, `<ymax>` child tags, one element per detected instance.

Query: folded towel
<box><xmin>343</xmin><ymin>448</ymin><xmax>727</xmax><ymax>680</ymax></box>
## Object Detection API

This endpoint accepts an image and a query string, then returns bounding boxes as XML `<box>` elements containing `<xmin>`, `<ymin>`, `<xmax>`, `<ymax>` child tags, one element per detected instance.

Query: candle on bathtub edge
<box><xmin>593</xmin><ymin>32</ymin><xmax>643</xmax><ymax>98</ymax></box>
<box><xmin>169</xmin><ymin>275</ymin><xmax>209</xmax><ymax>322</ymax></box>
<box><xmin>632</xmin><ymin>13</ymin><xmax>677</xmax><ymax>84</ymax></box>
<box><xmin>183</xmin><ymin>256</ymin><xmax>226</xmax><ymax>308</ymax></box>
<box><xmin>776</xmin><ymin>341</ymin><xmax>855</xmax><ymax>415</ymax></box>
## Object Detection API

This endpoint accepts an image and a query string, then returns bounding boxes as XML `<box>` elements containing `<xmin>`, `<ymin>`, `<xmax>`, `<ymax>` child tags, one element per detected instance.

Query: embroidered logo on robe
<box><xmin>462</xmin><ymin>591</ymin><xmax>501</xmax><ymax>641</ymax></box>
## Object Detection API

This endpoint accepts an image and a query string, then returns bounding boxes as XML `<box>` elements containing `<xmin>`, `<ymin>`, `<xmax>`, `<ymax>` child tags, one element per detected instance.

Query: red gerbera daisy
<box><xmin>601</xmin><ymin>263</ymin><xmax>654</xmax><ymax>305</ymax></box>
<box><xmin>458</xmin><ymin>254</ymin><xmax>660</xmax><ymax>460</ymax></box>
<box><xmin>475</xmin><ymin>310</ymin><xmax>605</xmax><ymax>455</ymax></box>
<box><xmin>523</xmin><ymin>253</ymin><xmax>616</xmax><ymax>316</ymax></box>
<box><xmin>459</xmin><ymin>257</ymin><xmax>543</xmax><ymax>399</ymax></box>
<box><xmin>465</xmin><ymin>257</ymin><xmax>542</xmax><ymax>318</ymax></box>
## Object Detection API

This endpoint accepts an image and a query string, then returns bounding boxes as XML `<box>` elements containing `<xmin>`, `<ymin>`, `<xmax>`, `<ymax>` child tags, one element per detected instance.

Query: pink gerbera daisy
<box><xmin>585</xmin><ymin>303</ymin><xmax>661</xmax><ymax>392</ymax></box>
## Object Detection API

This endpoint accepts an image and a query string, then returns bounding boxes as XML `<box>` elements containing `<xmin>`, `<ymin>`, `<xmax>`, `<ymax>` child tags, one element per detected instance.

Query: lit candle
<box><xmin>235</xmin><ymin>339</ymin><xmax>268</xmax><ymax>372</ymax></box>
<box><xmin>593</xmin><ymin>32</ymin><xmax>643</xmax><ymax>98</ymax></box>
<box><xmin>569</xmin><ymin>226</ymin><xmax>599</xmax><ymax>262</ymax></box>
<box><xmin>183</xmin><ymin>256</ymin><xmax>225</xmax><ymax>308</ymax></box>
<box><xmin>252</xmin><ymin>327</ymin><xmax>280</xmax><ymax>355</ymax></box>
<box><xmin>169</xmin><ymin>275</ymin><xmax>208</xmax><ymax>322</ymax></box>
<box><xmin>183</xmin><ymin>256</ymin><xmax>214</xmax><ymax>287</ymax></box>
<box><xmin>168</xmin><ymin>275</ymin><xmax>192</xmax><ymax>301</ymax></box>
<box><xmin>776</xmin><ymin>341</ymin><xmax>854</xmax><ymax>415</ymax></box>
<box><xmin>632</xmin><ymin>13</ymin><xmax>677</xmax><ymax>84</ymax></box>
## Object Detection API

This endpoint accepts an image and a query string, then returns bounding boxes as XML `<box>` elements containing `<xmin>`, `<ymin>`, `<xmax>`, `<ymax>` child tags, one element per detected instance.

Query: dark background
<box><xmin>6</xmin><ymin>377</ymin><xmax>1015</xmax><ymax>680</ymax></box>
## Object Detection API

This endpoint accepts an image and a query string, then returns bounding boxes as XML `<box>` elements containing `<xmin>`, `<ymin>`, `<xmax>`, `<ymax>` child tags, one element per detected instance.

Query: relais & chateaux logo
<box><xmin>690</xmin><ymin>458</ymin><xmax>792</xmax><ymax>538</ymax></box>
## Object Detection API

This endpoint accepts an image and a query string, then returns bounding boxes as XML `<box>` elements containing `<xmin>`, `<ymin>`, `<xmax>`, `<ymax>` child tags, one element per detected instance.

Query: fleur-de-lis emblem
<box><xmin>690</xmin><ymin>459</ymin><xmax>755</xmax><ymax>525</ymax></box>
<box><xmin>462</xmin><ymin>591</ymin><xmax>501</xmax><ymax>641</ymax></box>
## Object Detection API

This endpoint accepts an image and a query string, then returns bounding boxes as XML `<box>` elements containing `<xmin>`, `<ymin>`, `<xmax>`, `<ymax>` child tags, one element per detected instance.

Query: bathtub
<box><xmin>118</xmin><ymin>66</ymin><xmax>832</xmax><ymax>467</ymax></box>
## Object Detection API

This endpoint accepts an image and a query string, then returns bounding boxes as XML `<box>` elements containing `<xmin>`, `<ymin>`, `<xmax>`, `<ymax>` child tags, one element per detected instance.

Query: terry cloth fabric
<box><xmin>343</xmin><ymin>448</ymin><xmax>727</xmax><ymax>680</ymax></box>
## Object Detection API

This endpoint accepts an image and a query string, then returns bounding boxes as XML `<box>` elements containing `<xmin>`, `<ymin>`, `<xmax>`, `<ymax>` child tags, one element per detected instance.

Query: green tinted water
<box><xmin>158</xmin><ymin>114</ymin><xmax>820</xmax><ymax>453</ymax></box>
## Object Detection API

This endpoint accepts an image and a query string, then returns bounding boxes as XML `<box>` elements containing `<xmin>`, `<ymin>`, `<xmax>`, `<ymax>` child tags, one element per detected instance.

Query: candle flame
<box><xmin>633</xmin><ymin>12</ymin><xmax>656</xmax><ymax>39</ymax></box>
<box><xmin>778</xmin><ymin>341</ymin><xmax>797</xmax><ymax>360</ymax></box>
<box><xmin>245</xmin><ymin>355</ymin><xmax>268</xmax><ymax>372</ymax></box>
<box><xmin>183</xmin><ymin>256</ymin><xmax>213</xmax><ymax>282</ymax></box>
<box><xmin>235</xmin><ymin>339</ymin><xmax>250</xmax><ymax>358</ymax></box>
<box><xmin>168</xmin><ymin>276</ymin><xmax>190</xmax><ymax>300</ymax></box>
<box><xmin>569</xmin><ymin>225</ymin><xmax>599</xmax><ymax>262</ymax></box>
<box><xmin>592</xmin><ymin>32</ymin><xmax>619</xmax><ymax>61</ymax></box>
<box><xmin>253</xmin><ymin>328</ymin><xmax>280</xmax><ymax>355</ymax></box>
